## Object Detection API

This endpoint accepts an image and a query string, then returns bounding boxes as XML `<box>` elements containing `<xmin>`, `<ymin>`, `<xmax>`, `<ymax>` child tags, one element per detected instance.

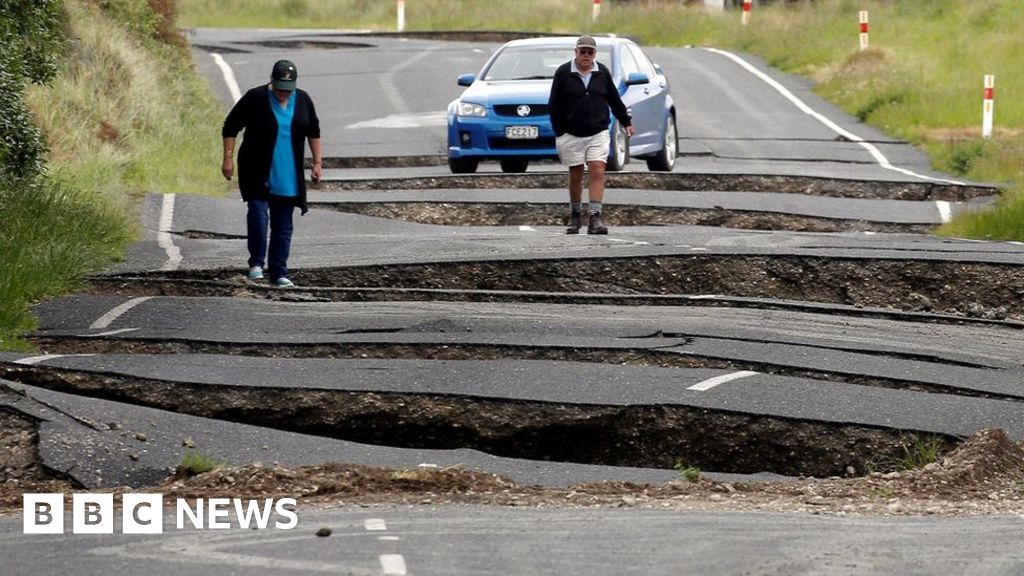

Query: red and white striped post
<box><xmin>859</xmin><ymin>11</ymin><xmax>869</xmax><ymax>51</ymax></box>
<box><xmin>982</xmin><ymin>75</ymin><xmax>995</xmax><ymax>139</ymax></box>
<box><xmin>397</xmin><ymin>0</ymin><xmax>405</xmax><ymax>32</ymax></box>
<box><xmin>592</xmin><ymin>0</ymin><xmax>601</xmax><ymax>23</ymax></box>
<box><xmin>741</xmin><ymin>0</ymin><xmax>752</xmax><ymax>27</ymax></box>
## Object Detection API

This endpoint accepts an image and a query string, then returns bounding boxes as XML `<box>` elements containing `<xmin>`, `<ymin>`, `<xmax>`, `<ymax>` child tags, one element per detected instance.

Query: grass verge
<box><xmin>1</xmin><ymin>0</ymin><xmax>227</xmax><ymax>349</ymax></box>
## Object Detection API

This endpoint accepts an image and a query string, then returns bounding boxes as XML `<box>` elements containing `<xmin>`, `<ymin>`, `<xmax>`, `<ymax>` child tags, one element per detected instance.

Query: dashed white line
<box><xmin>935</xmin><ymin>200</ymin><xmax>953</xmax><ymax>224</ymax></box>
<box><xmin>703</xmin><ymin>47</ymin><xmax>965</xmax><ymax>186</ymax></box>
<box><xmin>210</xmin><ymin>53</ymin><xmax>242</xmax><ymax>104</ymax></box>
<box><xmin>14</xmin><ymin>354</ymin><xmax>95</xmax><ymax>366</ymax></box>
<box><xmin>688</xmin><ymin>370</ymin><xmax>759</xmax><ymax>391</ymax></box>
<box><xmin>88</xmin><ymin>328</ymin><xmax>140</xmax><ymax>337</ymax></box>
<box><xmin>158</xmin><ymin>194</ymin><xmax>182</xmax><ymax>272</ymax></box>
<box><xmin>379</xmin><ymin>554</ymin><xmax>408</xmax><ymax>575</ymax></box>
<box><xmin>518</xmin><ymin>225</ymin><xmax>536</xmax><ymax>232</ymax></box>
<box><xmin>364</xmin><ymin>518</ymin><xmax>387</xmax><ymax>531</ymax></box>
<box><xmin>89</xmin><ymin>297</ymin><xmax>154</xmax><ymax>330</ymax></box>
<box><xmin>379</xmin><ymin>536</ymin><xmax>400</xmax><ymax>541</ymax></box>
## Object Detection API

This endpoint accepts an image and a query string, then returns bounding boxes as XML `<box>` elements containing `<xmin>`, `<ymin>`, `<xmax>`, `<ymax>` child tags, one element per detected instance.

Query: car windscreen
<box><xmin>482</xmin><ymin>47</ymin><xmax>575</xmax><ymax>81</ymax></box>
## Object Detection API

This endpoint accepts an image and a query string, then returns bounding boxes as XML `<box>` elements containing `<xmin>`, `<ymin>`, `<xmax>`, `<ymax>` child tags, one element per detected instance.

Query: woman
<box><xmin>221</xmin><ymin>59</ymin><xmax>322</xmax><ymax>288</ymax></box>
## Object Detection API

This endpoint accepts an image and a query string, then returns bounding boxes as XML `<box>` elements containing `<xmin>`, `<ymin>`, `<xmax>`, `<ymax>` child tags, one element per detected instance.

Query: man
<box><xmin>222</xmin><ymin>59</ymin><xmax>322</xmax><ymax>288</ymax></box>
<box><xmin>548</xmin><ymin>35</ymin><xmax>634</xmax><ymax>235</ymax></box>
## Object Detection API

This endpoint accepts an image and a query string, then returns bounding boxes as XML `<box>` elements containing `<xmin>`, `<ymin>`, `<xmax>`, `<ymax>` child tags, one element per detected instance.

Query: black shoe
<box><xmin>587</xmin><ymin>213</ymin><xmax>608</xmax><ymax>235</ymax></box>
<box><xmin>566</xmin><ymin>212</ymin><xmax>581</xmax><ymax>234</ymax></box>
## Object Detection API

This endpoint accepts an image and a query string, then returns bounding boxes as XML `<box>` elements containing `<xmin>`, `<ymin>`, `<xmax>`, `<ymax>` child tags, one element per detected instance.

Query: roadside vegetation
<box><xmin>180</xmin><ymin>0</ymin><xmax>1024</xmax><ymax>240</ymax></box>
<box><xmin>0</xmin><ymin>0</ymin><xmax>225</xmax><ymax>350</ymax></box>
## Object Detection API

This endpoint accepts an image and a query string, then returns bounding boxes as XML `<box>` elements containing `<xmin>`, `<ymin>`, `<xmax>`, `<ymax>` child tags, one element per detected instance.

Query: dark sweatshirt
<box><xmin>547</xmin><ymin>61</ymin><xmax>631</xmax><ymax>138</ymax></box>
<box><xmin>222</xmin><ymin>85</ymin><xmax>320</xmax><ymax>214</ymax></box>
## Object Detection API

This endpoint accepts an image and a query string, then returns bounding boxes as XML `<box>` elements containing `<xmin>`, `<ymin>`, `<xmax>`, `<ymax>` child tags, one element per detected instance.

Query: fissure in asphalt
<box><xmin>0</xmin><ymin>365</ymin><xmax>959</xmax><ymax>478</ymax></box>
<box><xmin>310</xmin><ymin>202</ymin><xmax>935</xmax><ymax>234</ymax></box>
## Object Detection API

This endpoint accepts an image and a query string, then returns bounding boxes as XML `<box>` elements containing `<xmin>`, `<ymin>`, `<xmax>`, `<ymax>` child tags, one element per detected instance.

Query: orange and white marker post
<box><xmin>592</xmin><ymin>0</ymin><xmax>601</xmax><ymax>23</ymax></box>
<box><xmin>859</xmin><ymin>11</ymin><xmax>869</xmax><ymax>51</ymax></box>
<box><xmin>397</xmin><ymin>0</ymin><xmax>405</xmax><ymax>32</ymax></box>
<box><xmin>742</xmin><ymin>0</ymin><xmax>752</xmax><ymax>26</ymax></box>
<box><xmin>982</xmin><ymin>75</ymin><xmax>995</xmax><ymax>139</ymax></box>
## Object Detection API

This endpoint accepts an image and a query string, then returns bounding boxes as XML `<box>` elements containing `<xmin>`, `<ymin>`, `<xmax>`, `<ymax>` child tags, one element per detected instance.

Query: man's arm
<box><xmin>605</xmin><ymin>70</ymin><xmax>634</xmax><ymax>137</ymax></box>
<box><xmin>547</xmin><ymin>66</ymin><xmax>566</xmax><ymax>136</ymax></box>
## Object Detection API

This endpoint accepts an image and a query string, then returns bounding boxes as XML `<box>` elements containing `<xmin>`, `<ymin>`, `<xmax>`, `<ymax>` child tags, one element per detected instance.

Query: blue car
<box><xmin>447</xmin><ymin>36</ymin><xmax>677</xmax><ymax>174</ymax></box>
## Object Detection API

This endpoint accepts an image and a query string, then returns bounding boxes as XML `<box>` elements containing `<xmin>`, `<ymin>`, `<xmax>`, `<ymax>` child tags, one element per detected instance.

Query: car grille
<box><xmin>488</xmin><ymin>136</ymin><xmax>556</xmax><ymax>150</ymax></box>
<box><xmin>494</xmin><ymin>104</ymin><xmax>549</xmax><ymax>118</ymax></box>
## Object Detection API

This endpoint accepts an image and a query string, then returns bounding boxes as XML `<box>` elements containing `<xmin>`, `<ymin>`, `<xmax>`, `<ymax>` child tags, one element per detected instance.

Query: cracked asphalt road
<box><xmin>3</xmin><ymin>29</ymin><xmax>1024</xmax><ymax>575</ymax></box>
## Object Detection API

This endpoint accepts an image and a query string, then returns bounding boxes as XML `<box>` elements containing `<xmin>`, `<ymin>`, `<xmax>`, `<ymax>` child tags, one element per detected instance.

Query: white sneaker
<box><xmin>271</xmin><ymin>277</ymin><xmax>295</xmax><ymax>288</ymax></box>
<box><xmin>247</xmin><ymin>266</ymin><xmax>264</xmax><ymax>280</ymax></box>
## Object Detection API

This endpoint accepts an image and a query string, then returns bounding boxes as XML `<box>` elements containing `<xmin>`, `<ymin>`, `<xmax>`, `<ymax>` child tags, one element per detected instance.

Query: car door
<box><xmin>616</xmin><ymin>43</ymin><xmax>661</xmax><ymax>154</ymax></box>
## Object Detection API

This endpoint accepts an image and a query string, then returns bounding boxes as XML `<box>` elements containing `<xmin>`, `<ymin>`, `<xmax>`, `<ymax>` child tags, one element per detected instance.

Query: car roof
<box><xmin>498</xmin><ymin>36</ymin><xmax>629</xmax><ymax>50</ymax></box>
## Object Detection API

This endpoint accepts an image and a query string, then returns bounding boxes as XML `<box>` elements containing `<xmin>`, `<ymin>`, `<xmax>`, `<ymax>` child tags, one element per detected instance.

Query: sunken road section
<box><xmin>95</xmin><ymin>256</ymin><xmax>1024</xmax><ymax>320</ymax></box>
<box><xmin>1</xmin><ymin>364</ymin><xmax>958</xmax><ymax>478</ymax></box>
<box><xmin>312</xmin><ymin>202</ymin><xmax>935</xmax><ymax>234</ymax></box>
<box><xmin>318</xmin><ymin>172</ymin><xmax>997</xmax><ymax>202</ymax></box>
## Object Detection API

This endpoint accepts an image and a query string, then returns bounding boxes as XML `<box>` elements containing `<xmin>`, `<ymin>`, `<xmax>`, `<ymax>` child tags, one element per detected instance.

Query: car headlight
<box><xmin>457</xmin><ymin>101</ymin><xmax>487</xmax><ymax>117</ymax></box>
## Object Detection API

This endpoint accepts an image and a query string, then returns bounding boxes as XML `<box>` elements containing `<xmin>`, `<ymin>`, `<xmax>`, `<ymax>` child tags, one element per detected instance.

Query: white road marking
<box><xmin>380</xmin><ymin>554</ymin><xmax>408</xmax><ymax>575</ymax></box>
<box><xmin>518</xmin><ymin>225</ymin><xmax>536</xmax><ymax>232</ymax></box>
<box><xmin>379</xmin><ymin>536</ymin><xmax>401</xmax><ymax>541</ymax></box>
<box><xmin>14</xmin><ymin>354</ymin><xmax>94</xmax><ymax>366</ymax></box>
<box><xmin>380</xmin><ymin>47</ymin><xmax>436</xmax><ymax>114</ymax></box>
<box><xmin>935</xmin><ymin>200</ymin><xmax>953</xmax><ymax>224</ymax></box>
<box><xmin>364</xmin><ymin>518</ymin><xmax>387</xmax><ymax>531</ymax></box>
<box><xmin>688</xmin><ymin>370</ymin><xmax>759</xmax><ymax>391</ymax></box>
<box><xmin>703</xmin><ymin>48</ymin><xmax>966</xmax><ymax>186</ymax></box>
<box><xmin>210</xmin><ymin>53</ymin><xmax>242</xmax><ymax>103</ymax></box>
<box><xmin>88</xmin><ymin>327</ymin><xmax>140</xmax><ymax>337</ymax></box>
<box><xmin>346</xmin><ymin>111</ymin><xmax>447</xmax><ymax>130</ymax></box>
<box><xmin>158</xmin><ymin>193</ymin><xmax>182</xmax><ymax>271</ymax></box>
<box><xmin>89</xmin><ymin>297</ymin><xmax>154</xmax><ymax>330</ymax></box>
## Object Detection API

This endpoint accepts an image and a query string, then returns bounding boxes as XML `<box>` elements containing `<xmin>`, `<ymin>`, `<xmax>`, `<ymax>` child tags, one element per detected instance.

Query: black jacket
<box><xmin>222</xmin><ymin>85</ymin><xmax>320</xmax><ymax>214</ymax></box>
<box><xmin>547</xmin><ymin>61</ymin><xmax>631</xmax><ymax>138</ymax></box>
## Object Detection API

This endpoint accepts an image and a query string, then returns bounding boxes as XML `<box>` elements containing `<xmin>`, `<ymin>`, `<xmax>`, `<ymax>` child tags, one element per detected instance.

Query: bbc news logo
<box><xmin>23</xmin><ymin>494</ymin><xmax>298</xmax><ymax>534</ymax></box>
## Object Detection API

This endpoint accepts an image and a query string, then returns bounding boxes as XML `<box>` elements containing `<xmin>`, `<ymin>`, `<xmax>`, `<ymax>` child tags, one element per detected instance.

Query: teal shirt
<box><xmin>267</xmin><ymin>91</ymin><xmax>298</xmax><ymax>198</ymax></box>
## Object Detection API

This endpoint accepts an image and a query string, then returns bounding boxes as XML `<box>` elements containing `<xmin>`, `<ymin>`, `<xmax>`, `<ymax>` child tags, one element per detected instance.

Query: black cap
<box><xmin>271</xmin><ymin>60</ymin><xmax>297</xmax><ymax>91</ymax></box>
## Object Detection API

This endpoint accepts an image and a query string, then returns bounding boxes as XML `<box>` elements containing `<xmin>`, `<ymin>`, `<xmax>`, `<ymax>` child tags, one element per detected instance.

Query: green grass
<box><xmin>0</xmin><ymin>0</ymin><xmax>228</xmax><ymax>349</ymax></box>
<box><xmin>177</xmin><ymin>0</ymin><xmax>1024</xmax><ymax>240</ymax></box>
<box><xmin>0</xmin><ymin>175</ymin><xmax>133</xmax><ymax>350</ymax></box>
<box><xmin>179</xmin><ymin>450</ymin><xmax>226</xmax><ymax>475</ymax></box>
<box><xmin>674</xmin><ymin>461</ymin><xmax>701</xmax><ymax>483</ymax></box>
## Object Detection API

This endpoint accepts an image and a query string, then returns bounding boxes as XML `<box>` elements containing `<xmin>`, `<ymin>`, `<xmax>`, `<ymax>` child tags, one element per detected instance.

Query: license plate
<box><xmin>505</xmin><ymin>125</ymin><xmax>538</xmax><ymax>140</ymax></box>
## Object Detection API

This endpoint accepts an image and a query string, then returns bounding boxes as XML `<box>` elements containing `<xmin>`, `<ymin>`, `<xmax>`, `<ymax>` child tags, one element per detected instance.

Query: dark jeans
<box><xmin>246</xmin><ymin>196</ymin><xmax>295</xmax><ymax>281</ymax></box>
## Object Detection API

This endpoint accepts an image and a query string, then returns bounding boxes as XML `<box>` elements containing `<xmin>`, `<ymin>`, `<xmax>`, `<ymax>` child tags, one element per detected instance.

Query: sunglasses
<box><xmin>577</xmin><ymin>48</ymin><xmax>596</xmax><ymax>55</ymax></box>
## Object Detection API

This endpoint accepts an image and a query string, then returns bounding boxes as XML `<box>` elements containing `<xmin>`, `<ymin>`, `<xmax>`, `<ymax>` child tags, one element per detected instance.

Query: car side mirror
<box><xmin>624</xmin><ymin>72</ymin><xmax>650</xmax><ymax>86</ymax></box>
<box><xmin>653</xmin><ymin>63</ymin><xmax>664</xmax><ymax>75</ymax></box>
<box><xmin>457</xmin><ymin>74</ymin><xmax>476</xmax><ymax>87</ymax></box>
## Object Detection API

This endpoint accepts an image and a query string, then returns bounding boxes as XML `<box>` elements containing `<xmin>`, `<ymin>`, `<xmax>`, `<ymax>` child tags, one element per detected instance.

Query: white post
<box><xmin>397</xmin><ymin>0</ymin><xmax>405</xmax><ymax>32</ymax></box>
<box><xmin>982</xmin><ymin>75</ymin><xmax>995</xmax><ymax>139</ymax></box>
<box><xmin>592</xmin><ymin>0</ymin><xmax>600</xmax><ymax>23</ymax></box>
<box><xmin>742</xmin><ymin>0</ymin><xmax>752</xmax><ymax>26</ymax></box>
<box><xmin>859</xmin><ymin>11</ymin><xmax>869</xmax><ymax>51</ymax></box>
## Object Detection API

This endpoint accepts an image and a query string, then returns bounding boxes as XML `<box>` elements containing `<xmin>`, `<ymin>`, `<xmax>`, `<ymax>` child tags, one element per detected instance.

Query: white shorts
<box><xmin>555</xmin><ymin>131</ymin><xmax>610</xmax><ymax>167</ymax></box>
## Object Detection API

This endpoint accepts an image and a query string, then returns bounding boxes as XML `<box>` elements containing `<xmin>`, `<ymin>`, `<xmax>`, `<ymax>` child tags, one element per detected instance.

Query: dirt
<box><xmin>4</xmin><ymin>429</ymin><xmax>1018</xmax><ymax>517</ymax></box>
<box><xmin>313</xmin><ymin>202</ymin><xmax>935</xmax><ymax>234</ymax></box>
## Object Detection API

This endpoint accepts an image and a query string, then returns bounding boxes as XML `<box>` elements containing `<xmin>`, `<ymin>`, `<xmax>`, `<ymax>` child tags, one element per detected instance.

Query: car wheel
<box><xmin>606</xmin><ymin>123</ymin><xmax>628</xmax><ymax>172</ymax></box>
<box><xmin>646</xmin><ymin>115</ymin><xmax>677</xmax><ymax>172</ymax></box>
<box><xmin>499</xmin><ymin>158</ymin><xmax>529</xmax><ymax>173</ymax></box>
<box><xmin>448</xmin><ymin>157</ymin><xmax>479</xmax><ymax>174</ymax></box>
